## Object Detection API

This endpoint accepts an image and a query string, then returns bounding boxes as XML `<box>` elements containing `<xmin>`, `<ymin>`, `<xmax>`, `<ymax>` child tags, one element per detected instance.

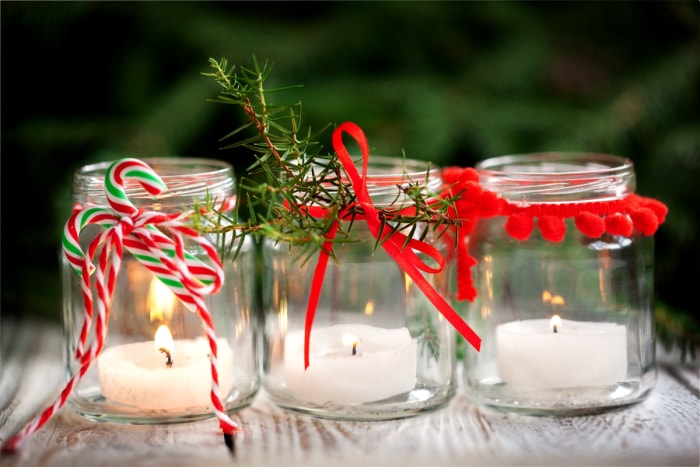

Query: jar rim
<box><xmin>475</xmin><ymin>152</ymin><xmax>635</xmax><ymax>203</ymax></box>
<box><xmin>310</xmin><ymin>155</ymin><xmax>442</xmax><ymax>206</ymax></box>
<box><xmin>75</xmin><ymin>157</ymin><xmax>233</xmax><ymax>179</ymax></box>
<box><xmin>73</xmin><ymin>157</ymin><xmax>235</xmax><ymax>209</ymax></box>
<box><xmin>476</xmin><ymin>152</ymin><xmax>633</xmax><ymax>175</ymax></box>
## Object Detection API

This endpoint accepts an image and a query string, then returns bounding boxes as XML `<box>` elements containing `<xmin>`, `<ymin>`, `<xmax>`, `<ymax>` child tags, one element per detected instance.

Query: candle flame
<box><xmin>551</xmin><ymin>295</ymin><xmax>565</xmax><ymax>306</ymax></box>
<box><xmin>342</xmin><ymin>332</ymin><xmax>359</xmax><ymax>355</ymax></box>
<box><xmin>550</xmin><ymin>315</ymin><xmax>562</xmax><ymax>333</ymax></box>
<box><xmin>148</xmin><ymin>277</ymin><xmax>176</xmax><ymax>322</ymax></box>
<box><xmin>154</xmin><ymin>324</ymin><xmax>175</xmax><ymax>356</ymax></box>
<box><xmin>364</xmin><ymin>300</ymin><xmax>375</xmax><ymax>316</ymax></box>
<box><xmin>542</xmin><ymin>290</ymin><xmax>552</xmax><ymax>303</ymax></box>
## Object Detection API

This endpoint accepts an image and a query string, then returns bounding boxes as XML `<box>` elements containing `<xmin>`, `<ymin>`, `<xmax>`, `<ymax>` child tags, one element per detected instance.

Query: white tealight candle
<box><xmin>284</xmin><ymin>324</ymin><xmax>417</xmax><ymax>404</ymax></box>
<box><xmin>98</xmin><ymin>330</ymin><xmax>234</xmax><ymax>410</ymax></box>
<box><xmin>496</xmin><ymin>316</ymin><xmax>627</xmax><ymax>388</ymax></box>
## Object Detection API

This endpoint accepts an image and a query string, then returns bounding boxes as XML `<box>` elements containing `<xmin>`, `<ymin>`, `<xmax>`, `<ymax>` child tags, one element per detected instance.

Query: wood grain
<box><xmin>1</xmin><ymin>319</ymin><xmax>698</xmax><ymax>466</ymax></box>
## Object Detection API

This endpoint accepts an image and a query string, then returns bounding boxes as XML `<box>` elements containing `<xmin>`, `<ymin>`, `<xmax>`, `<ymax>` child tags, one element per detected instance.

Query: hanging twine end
<box><xmin>223</xmin><ymin>430</ymin><xmax>235</xmax><ymax>456</ymax></box>
<box><xmin>1</xmin><ymin>436</ymin><xmax>21</xmax><ymax>455</ymax></box>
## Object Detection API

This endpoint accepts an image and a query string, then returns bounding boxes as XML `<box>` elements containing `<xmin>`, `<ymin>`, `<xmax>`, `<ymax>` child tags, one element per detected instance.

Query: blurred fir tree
<box><xmin>2</xmin><ymin>1</ymin><xmax>698</xmax><ymax>358</ymax></box>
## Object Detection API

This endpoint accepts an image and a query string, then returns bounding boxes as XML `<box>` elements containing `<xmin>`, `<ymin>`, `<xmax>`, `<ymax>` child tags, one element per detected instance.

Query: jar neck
<box><xmin>476</xmin><ymin>152</ymin><xmax>635</xmax><ymax>204</ymax></box>
<box><xmin>311</xmin><ymin>155</ymin><xmax>441</xmax><ymax>208</ymax></box>
<box><xmin>73</xmin><ymin>157</ymin><xmax>235</xmax><ymax>212</ymax></box>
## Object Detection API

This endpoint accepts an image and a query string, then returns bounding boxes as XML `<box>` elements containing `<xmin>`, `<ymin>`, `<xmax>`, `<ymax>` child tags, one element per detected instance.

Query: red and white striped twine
<box><xmin>2</xmin><ymin>159</ymin><xmax>238</xmax><ymax>454</ymax></box>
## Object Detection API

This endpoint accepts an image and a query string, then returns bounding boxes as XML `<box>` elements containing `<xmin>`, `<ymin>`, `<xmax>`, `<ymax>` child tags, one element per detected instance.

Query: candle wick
<box><xmin>553</xmin><ymin>325</ymin><xmax>558</xmax><ymax>334</ymax></box>
<box><xmin>352</xmin><ymin>342</ymin><xmax>357</xmax><ymax>356</ymax></box>
<box><xmin>159</xmin><ymin>347</ymin><xmax>173</xmax><ymax>368</ymax></box>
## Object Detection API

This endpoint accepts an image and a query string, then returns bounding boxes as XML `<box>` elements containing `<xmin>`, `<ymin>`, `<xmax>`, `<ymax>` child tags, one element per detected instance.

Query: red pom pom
<box><xmin>630</xmin><ymin>208</ymin><xmax>659</xmax><ymax>236</ymax></box>
<box><xmin>537</xmin><ymin>215</ymin><xmax>566</xmax><ymax>242</ymax></box>
<box><xmin>442</xmin><ymin>167</ymin><xmax>480</xmax><ymax>185</ymax></box>
<box><xmin>575</xmin><ymin>212</ymin><xmax>605</xmax><ymax>238</ymax></box>
<box><xmin>458</xmin><ymin>167</ymin><xmax>479</xmax><ymax>183</ymax></box>
<box><xmin>478</xmin><ymin>190</ymin><xmax>500</xmax><ymax>217</ymax></box>
<box><xmin>441</xmin><ymin>167</ymin><xmax>464</xmax><ymax>184</ymax></box>
<box><xmin>642</xmin><ymin>198</ymin><xmax>668</xmax><ymax>225</ymax></box>
<box><xmin>460</xmin><ymin>217</ymin><xmax>477</xmax><ymax>233</ymax></box>
<box><xmin>505</xmin><ymin>214</ymin><xmax>534</xmax><ymax>241</ymax></box>
<box><xmin>463</xmin><ymin>181</ymin><xmax>484</xmax><ymax>199</ymax></box>
<box><xmin>605</xmin><ymin>213</ymin><xmax>633</xmax><ymax>237</ymax></box>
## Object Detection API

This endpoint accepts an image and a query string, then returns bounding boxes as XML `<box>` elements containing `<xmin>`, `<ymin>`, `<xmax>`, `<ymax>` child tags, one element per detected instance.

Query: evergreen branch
<box><xmin>197</xmin><ymin>57</ymin><xmax>464</xmax><ymax>265</ymax></box>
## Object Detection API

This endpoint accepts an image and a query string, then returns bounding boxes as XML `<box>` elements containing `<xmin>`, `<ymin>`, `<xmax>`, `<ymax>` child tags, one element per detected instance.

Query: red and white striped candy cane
<box><xmin>2</xmin><ymin>158</ymin><xmax>238</xmax><ymax>454</ymax></box>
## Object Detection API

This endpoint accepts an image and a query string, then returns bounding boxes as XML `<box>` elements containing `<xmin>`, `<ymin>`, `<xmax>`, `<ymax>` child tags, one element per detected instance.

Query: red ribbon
<box><xmin>302</xmin><ymin>122</ymin><xmax>482</xmax><ymax>369</ymax></box>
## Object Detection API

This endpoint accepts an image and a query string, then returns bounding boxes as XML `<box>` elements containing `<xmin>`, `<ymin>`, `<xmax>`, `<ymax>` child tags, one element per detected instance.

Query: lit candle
<box><xmin>496</xmin><ymin>314</ymin><xmax>627</xmax><ymax>388</ymax></box>
<box><xmin>284</xmin><ymin>324</ymin><xmax>417</xmax><ymax>404</ymax></box>
<box><xmin>97</xmin><ymin>278</ymin><xmax>234</xmax><ymax>410</ymax></box>
<box><xmin>98</xmin><ymin>325</ymin><xmax>235</xmax><ymax>410</ymax></box>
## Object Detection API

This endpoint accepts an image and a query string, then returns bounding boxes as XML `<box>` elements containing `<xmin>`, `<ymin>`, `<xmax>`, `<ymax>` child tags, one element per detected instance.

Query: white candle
<box><xmin>98</xmin><ymin>334</ymin><xmax>234</xmax><ymax>410</ymax></box>
<box><xmin>496</xmin><ymin>316</ymin><xmax>627</xmax><ymax>388</ymax></box>
<box><xmin>284</xmin><ymin>324</ymin><xmax>417</xmax><ymax>404</ymax></box>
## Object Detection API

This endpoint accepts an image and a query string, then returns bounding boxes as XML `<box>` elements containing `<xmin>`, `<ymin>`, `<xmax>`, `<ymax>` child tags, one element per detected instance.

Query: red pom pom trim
<box><xmin>630</xmin><ymin>208</ymin><xmax>659</xmax><ymax>236</ymax></box>
<box><xmin>605</xmin><ymin>213</ymin><xmax>633</xmax><ymax>237</ymax></box>
<box><xmin>538</xmin><ymin>215</ymin><xmax>566</xmax><ymax>242</ymax></box>
<box><xmin>496</xmin><ymin>193</ymin><xmax>667</xmax><ymax>242</ymax></box>
<box><xmin>506</xmin><ymin>214</ymin><xmax>534</xmax><ymax>241</ymax></box>
<box><xmin>440</xmin><ymin>167</ymin><xmax>668</xmax><ymax>304</ymax></box>
<box><xmin>638</xmin><ymin>197</ymin><xmax>668</xmax><ymax>224</ymax></box>
<box><xmin>575</xmin><ymin>212</ymin><xmax>605</xmax><ymax>238</ymax></box>
<box><xmin>478</xmin><ymin>190</ymin><xmax>500</xmax><ymax>217</ymax></box>
<box><xmin>441</xmin><ymin>167</ymin><xmax>466</xmax><ymax>185</ymax></box>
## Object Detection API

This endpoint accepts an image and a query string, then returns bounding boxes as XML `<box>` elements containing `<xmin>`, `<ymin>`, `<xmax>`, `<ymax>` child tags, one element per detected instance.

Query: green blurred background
<box><xmin>2</xmin><ymin>1</ymin><xmax>698</xmax><ymax>354</ymax></box>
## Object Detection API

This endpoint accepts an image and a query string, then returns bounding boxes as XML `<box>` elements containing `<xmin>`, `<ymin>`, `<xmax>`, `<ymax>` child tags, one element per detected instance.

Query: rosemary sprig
<box><xmin>197</xmin><ymin>57</ymin><xmax>461</xmax><ymax>263</ymax></box>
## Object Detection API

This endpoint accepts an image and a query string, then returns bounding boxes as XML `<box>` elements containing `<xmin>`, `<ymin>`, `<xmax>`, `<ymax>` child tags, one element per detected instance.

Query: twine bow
<box><xmin>301</xmin><ymin>122</ymin><xmax>482</xmax><ymax>370</ymax></box>
<box><xmin>2</xmin><ymin>158</ymin><xmax>237</xmax><ymax>454</ymax></box>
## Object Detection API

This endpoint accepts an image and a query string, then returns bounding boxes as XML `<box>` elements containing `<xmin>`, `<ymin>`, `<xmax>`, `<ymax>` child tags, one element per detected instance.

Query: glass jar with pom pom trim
<box><xmin>462</xmin><ymin>152</ymin><xmax>667</xmax><ymax>415</ymax></box>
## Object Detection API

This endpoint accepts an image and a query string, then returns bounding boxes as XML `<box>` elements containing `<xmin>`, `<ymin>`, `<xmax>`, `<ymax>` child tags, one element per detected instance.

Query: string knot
<box><xmin>116</xmin><ymin>212</ymin><xmax>137</xmax><ymax>236</ymax></box>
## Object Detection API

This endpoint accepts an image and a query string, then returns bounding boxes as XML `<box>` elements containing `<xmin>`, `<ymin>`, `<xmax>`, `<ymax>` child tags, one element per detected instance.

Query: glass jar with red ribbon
<box><xmin>262</xmin><ymin>123</ymin><xmax>466</xmax><ymax>420</ymax></box>
<box><xmin>61</xmin><ymin>157</ymin><xmax>258</xmax><ymax>426</ymax></box>
<box><xmin>462</xmin><ymin>152</ymin><xmax>667</xmax><ymax>414</ymax></box>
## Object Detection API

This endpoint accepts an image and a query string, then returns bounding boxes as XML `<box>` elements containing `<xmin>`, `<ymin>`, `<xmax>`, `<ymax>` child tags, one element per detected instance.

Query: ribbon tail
<box><xmin>404</xmin><ymin>255</ymin><xmax>481</xmax><ymax>351</ymax></box>
<box><xmin>304</xmin><ymin>220</ymin><xmax>339</xmax><ymax>370</ymax></box>
<box><xmin>382</xmin><ymin>234</ymin><xmax>482</xmax><ymax>352</ymax></box>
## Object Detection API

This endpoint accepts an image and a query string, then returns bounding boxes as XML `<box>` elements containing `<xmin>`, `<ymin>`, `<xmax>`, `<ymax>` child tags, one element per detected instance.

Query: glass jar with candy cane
<box><xmin>60</xmin><ymin>158</ymin><xmax>258</xmax><ymax>426</ymax></box>
<box><xmin>461</xmin><ymin>152</ymin><xmax>667</xmax><ymax>415</ymax></box>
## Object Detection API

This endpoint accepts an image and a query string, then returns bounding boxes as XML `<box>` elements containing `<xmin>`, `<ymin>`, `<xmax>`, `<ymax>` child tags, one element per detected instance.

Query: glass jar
<box><xmin>463</xmin><ymin>152</ymin><xmax>657</xmax><ymax>414</ymax></box>
<box><xmin>62</xmin><ymin>157</ymin><xmax>259</xmax><ymax>423</ymax></box>
<box><xmin>262</xmin><ymin>156</ymin><xmax>457</xmax><ymax>420</ymax></box>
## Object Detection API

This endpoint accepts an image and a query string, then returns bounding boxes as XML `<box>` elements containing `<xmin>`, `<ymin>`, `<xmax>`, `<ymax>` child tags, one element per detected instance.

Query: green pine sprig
<box><xmin>196</xmin><ymin>56</ymin><xmax>461</xmax><ymax>265</ymax></box>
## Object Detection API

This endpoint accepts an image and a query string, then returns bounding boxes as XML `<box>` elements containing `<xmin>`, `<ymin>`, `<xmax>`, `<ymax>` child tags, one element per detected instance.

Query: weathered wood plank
<box><xmin>1</xmin><ymin>319</ymin><xmax>65</xmax><ymax>443</ymax></box>
<box><xmin>1</xmin><ymin>320</ymin><xmax>698</xmax><ymax>467</ymax></box>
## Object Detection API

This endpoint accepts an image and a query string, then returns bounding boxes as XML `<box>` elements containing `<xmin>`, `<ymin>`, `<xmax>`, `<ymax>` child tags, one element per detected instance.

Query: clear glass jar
<box><xmin>463</xmin><ymin>152</ymin><xmax>656</xmax><ymax>414</ymax></box>
<box><xmin>62</xmin><ymin>157</ymin><xmax>259</xmax><ymax>423</ymax></box>
<box><xmin>262</xmin><ymin>156</ymin><xmax>457</xmax><ymax>420</ymax></box>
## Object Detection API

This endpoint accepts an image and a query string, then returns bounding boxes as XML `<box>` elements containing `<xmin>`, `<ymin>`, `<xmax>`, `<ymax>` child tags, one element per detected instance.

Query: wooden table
<box><xmin>1</xmin><ymin>319</ymin><xmax>698</xmax><ymax>466</ymax></box>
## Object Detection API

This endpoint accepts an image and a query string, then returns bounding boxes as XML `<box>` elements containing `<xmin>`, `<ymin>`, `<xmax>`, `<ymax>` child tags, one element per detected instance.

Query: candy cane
<box><xmin>2</xmin><ymin>158</ymin><xmax>237</xmax><ymax>454</ymax></box>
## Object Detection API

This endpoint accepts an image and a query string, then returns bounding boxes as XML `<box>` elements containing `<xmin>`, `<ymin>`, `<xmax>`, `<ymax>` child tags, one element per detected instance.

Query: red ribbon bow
<box><xmin>302</xmin><ymin>122</ymin><xmax>482</xmax><ymax>370</ymax></box>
